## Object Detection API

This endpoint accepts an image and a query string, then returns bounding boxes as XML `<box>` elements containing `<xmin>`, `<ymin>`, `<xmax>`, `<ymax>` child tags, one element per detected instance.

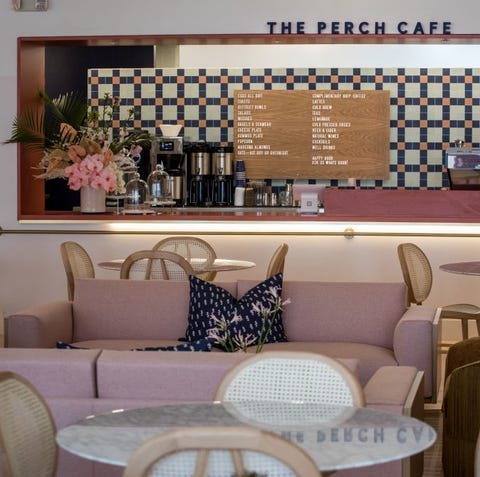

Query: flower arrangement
<box><xmin>207</xmin><ymin>285</ymin><xmax>291</xmax><ymax>353</ymax></box>
<box><xmin>4</xmin><ymin>90</ymin><xmax>152</xmax><ymax>195</ymax></box>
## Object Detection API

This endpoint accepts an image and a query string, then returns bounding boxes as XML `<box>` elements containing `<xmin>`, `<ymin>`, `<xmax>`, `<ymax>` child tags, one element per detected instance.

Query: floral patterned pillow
<box><xmin>185</xmin><ymin>273</ymin><xmax>288</xmax><ymax>352</ymax></box>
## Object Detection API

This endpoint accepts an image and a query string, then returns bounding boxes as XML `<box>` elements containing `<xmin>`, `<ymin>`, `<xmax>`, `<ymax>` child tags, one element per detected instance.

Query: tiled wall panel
<box><xmin>88</xmin><ymin>67</ymin><xmax>480</xmax><ymax>190</ymax></box>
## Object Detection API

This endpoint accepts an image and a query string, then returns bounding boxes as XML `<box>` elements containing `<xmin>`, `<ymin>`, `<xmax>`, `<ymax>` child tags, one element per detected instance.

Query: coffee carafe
<box><xmin>187</xmin><ymin>142</ymin><xmax>212</xmax><ymax>206</ymax></box>
<box><xmin>211</xmin><ymin>146</ymin><xmax>234</xmax><ymax>206</ymax></box>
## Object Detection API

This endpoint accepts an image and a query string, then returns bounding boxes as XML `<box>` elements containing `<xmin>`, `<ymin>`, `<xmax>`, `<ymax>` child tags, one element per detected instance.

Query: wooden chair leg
<box><xmin>462</xmin><ymin>319</ymin><xmax>469</xmax><ymax>340</ymax></box>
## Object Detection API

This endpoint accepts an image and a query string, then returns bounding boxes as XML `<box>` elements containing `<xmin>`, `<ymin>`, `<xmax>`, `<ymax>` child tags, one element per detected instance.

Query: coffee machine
<box><xmin>150</xmin><ymin>136</ymin><xmax>185</xmax><ymax>206</ymax></box>
<box><xmin>186</xmin><ymin>142</ymin><xmax>212</xmax><ymax>206</ymax></box>
<box><xmin>211</xmin><ymin>146</ymin><xmax>234</xmax><ymax>206</ymax></box>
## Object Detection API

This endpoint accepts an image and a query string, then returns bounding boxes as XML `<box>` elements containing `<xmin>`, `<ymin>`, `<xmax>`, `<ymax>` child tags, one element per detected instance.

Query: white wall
<box><xmin>179</xmin><ymin>44</ymin><xmax>480</xmax><ymax>68</ymax></box>
<box><xmin>1</xmin><ymin>0</ymin><xmax>480</xmax><ymax>346</ymax></box>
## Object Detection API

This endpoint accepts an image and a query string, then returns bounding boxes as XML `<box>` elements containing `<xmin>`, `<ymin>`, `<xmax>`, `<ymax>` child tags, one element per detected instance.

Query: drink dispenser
<box><xmin>211</xmin><ymin>146</ymin><xmax>234</xmax><ymax>206</ymax></box>
<box><xmin>187</xmin><ymin>142</ymin><xmax>212</xmax><ymax>206</ymax></box>
<box><xmin>124</xmin><ymin>172</ymin><xmax>148</xmax><ymax>212</ymax></box>
<box><xmin>150</xmin><ymin>136</ymin><xmax>185</xmax><ymax>205</ymax></box>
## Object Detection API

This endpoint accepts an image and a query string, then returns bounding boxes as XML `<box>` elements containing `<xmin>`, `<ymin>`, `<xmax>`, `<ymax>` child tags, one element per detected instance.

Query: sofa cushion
<box><xmin>185</xmin><ymin>274</ymin><xmax>287</xmax><ymax>351</ymax></box>
<box><xmin>73</xmin><ymin>278</ymin><xmax>238</xmax><ymax>342</ymax></box>
<box><xmin>253</xmin><ymin>342</ymin><xmax>398</xmax><ymax>386</ymax></box>
<box><xmin>238</xmin><ymin>280</ymin><xmax>407</xmax><ymax>349</ymax></box>
<box><xmin>0</xmin><ymin>348</ymin><xmax>100</xmax><ymax>398</ymax></box>
<box><xmin>96</xmin><ymin>350</ymin><xmax>251</xmax><ymax>401</ymax></box>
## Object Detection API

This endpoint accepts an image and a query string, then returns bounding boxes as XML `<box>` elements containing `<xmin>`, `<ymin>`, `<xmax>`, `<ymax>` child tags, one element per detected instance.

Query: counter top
<box><xmin>18</xmin><ymin>189</ymin><xmax>480</xmax><ymax>223</ymax></box>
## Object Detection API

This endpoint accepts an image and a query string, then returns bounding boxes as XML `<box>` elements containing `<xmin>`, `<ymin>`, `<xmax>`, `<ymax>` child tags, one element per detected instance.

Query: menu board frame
<box><xmin>234</xmin><ymin>89</ymin><xmax>390</xmax><ymax>179</ymax></box>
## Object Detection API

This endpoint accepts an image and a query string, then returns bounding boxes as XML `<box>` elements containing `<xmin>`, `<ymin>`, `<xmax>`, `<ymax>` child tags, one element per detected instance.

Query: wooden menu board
<box><xmin>234</xmin><ymin>90</ymin><xmax>390</xmax><ymax>179</ymax></box>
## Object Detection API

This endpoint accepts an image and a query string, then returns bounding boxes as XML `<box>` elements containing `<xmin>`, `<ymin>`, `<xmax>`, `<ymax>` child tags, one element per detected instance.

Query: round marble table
<box><xmin>56</xmin><ymin>401</ymin><xmax>436</xmax><ymax>473</ymax></box>
<box><xmin>439</xmin><ymin>261</ymin><xmax>480</xmax><ymax>276</ymax></box>
<box><xmin>98</xmin><ymin>257</ymin><xmax>256</xmax><ymax>273</ymax></box>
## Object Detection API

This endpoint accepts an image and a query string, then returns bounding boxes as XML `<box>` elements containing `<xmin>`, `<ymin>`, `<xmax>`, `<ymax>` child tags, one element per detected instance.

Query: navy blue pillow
<box><xmin>56</xmin><ymin>339</ymin><xmax>213</xmax><ymax>352</ymax></box>
<box><xmin>56</xmin><ymin>341</ymin><xmax>86</xmax><ymax>349</ymax></box>
<box><xmin>134</xmin><ymin>338</ymin><xmax>214</xmax><ymax>352</ymax></box>
<box><xmin>185</xmin><ymin>273</ymin><xmax>287</xmax><ymax>350</ymax></box>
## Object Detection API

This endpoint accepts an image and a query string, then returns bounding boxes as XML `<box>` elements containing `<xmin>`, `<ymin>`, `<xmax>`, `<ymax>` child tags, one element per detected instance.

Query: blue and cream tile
<box><xmin>88</xmin><ymin>66</ymin><xmax>480</xmax><ymax>190</ymax></box>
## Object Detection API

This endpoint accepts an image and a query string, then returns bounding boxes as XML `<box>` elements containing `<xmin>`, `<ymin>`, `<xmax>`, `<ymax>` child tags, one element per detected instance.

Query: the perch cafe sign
<box><xmin>266</xmin><ymin>20</ymin><xmax>453</xmax><ymax>35</ymax></box>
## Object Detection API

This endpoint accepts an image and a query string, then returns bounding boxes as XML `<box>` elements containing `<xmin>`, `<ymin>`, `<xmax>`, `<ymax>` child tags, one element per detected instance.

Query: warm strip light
<box><xmin>106</xmin><ymin>220</ymin><xmax>480</xmax><ymax>236</ymax></box>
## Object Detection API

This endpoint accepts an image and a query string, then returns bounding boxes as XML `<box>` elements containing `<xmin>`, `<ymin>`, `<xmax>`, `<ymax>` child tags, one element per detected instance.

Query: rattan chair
<box><xmin>397</xmin><ymin>242</ymin><xmax>480</xmax><ymax>352</ymax></box>
<box><xmin>0</xmin><ymin>371</ymin><xmax>57</xmax><ymax>477</ymax></box>
<box><xmin>266</xmin><ymin>243</ymin><xmax>289</xmax><ymax>278</ymax></box>
<box><xmin>475</xmin><ymin>429</ymin><xmax>480</xmax><ymax>477</ymax></box>
<box><xmin>122</xmin><ymin>426</ymin><xmax>321</xmax><ymax>477</ymax></box>
<box><xmin>120</xmin><ymin>250</ymin><xmax>195</xmax><ymax>280</ymax></box>
<box><xmin>60</xmin><ymin>241</ymin><xmax>95</xmax><ymax>300</ymax></box>
<box><xmin>442</xmin><ymin>338</ymin><xmax>480</xmax><ymax>477</ymax></box>
<box><xmin>152</xmin><ymin>236</ymin><xmax>217</xmax><ymax>281</ymax></box>
<box><xmin>214</xmin><ymin>350</ymin><xmax>365</xmax><ymax>407</ymax></box>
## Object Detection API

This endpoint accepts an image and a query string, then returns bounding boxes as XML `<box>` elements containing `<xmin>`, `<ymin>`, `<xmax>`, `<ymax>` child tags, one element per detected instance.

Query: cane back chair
<box><xmin>120</xmin><ymin>250</ymin><xmax>195</xmax><ymax>280</ymax></box>
<box><xmin>0</xmin><ymin>371</ymin><xmax>57</xmax><ymax>477</ymax></box>
<box><xmin>60</xmin><ymin>241</ymin><xmax>95</xmax><ymax>300</ymax></box>
<box><xmin>153</xmin><ymin>236</ymin><xmax>217</xmax><ymax>281</ymax></box>
<box><xmin>122</xmin><ymin>426</ymin><xmax>321</xmax><ymax>477</ymax></box>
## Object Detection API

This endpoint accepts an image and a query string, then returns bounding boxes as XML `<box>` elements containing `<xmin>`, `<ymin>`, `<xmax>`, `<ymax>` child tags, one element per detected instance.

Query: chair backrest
<box><xmin>0</xmin><ymin>371</ymin><xmax>57</xmax><ymax>477</ymax></box>
<box><xmin>266</xmin><ymin>243</ymin><xmax>289</xmax><ymax>278</ymax></box>
<box><xmin>120</xmin><ymin>250</ymin><xmax>195</xmax><ymax>280</ymax></box>
<box><xmin>214</xmin><ymin>350</ymin><xmax>365</xmax><ymax>407</ymax></box>
<box><xmin>122</xmin><ymin>426</ymin><xmax>321</xmax><ymax>477</ymax></box>
<box><xmin>444</xmin><ymin>336</ymin><xmax>480</xmax><ymax>384</ymax></box>
<box><xmin>60</xmin><ymin>241</ymin><xmax>95</xmax><ymax>300</ymax></box>
<box><xmin>153</xmin><ymin>236</ymin><xmax>217</xmax><ymax>281</ymax></box>
<box><xmin>443</xmin><ymin>359</ymin><xmax>480</xmax><ymax>477</ymax></box>
<box><xmin>397</xmin><ymin>242</ymin><xmax>433</xmax><ymax>305</ymax></box>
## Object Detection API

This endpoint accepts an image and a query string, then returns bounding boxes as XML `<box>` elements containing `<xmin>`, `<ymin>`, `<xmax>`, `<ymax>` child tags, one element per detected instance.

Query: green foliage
<box><xmin>4</xmin><ymin>89</ymin><xmax>88</xmax><ymax>152</ymax></box>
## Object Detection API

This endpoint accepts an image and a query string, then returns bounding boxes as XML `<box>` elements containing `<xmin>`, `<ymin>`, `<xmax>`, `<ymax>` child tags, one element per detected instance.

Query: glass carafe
<box><xmin>147</xmin><ymin>163</ymin><xmax>172</xmax><ymax>206</ymax></box>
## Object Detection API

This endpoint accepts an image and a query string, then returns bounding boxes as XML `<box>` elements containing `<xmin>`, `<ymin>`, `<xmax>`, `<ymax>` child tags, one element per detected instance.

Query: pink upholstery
<box><xmin>73</xmin><ymin>279</ymin><xmax>237</xmax><ymax>341</ymax></box>
<box><xmin>0</xmin><ymin>348</ymin><xmax>99</xmax><ymax>397</ymax></box>
<box><xmin>96</xmin><ymin>351</ymin><xmax>250</xmax><ymax>401</ymax></box>
<box><xmin>238</xmin><ymin>280</ymin><xmax>407</xmax><ymax>349</ymax></box>
<box><xmin>5</xmin><ymin>300</ymin><xmax>73</xmax><ymax>348</ymax></box>
<box><xmin>4</xmin><ymin>277</ymin><xmax>438</xmax><ymax>399</ymax></box>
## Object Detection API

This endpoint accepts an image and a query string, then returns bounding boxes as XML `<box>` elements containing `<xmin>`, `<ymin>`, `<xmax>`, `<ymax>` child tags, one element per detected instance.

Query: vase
<box><xmin>80</xmin><ymin>186</ymin><xmax>106</xmax><ymax>213</ymax></box>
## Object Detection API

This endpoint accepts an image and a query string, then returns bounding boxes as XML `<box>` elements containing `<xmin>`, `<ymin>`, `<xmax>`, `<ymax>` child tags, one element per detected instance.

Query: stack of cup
<box><xmin>235</xmin><ymin>160</ymin><xmax>246</xmax><ymax>187</ymax></box>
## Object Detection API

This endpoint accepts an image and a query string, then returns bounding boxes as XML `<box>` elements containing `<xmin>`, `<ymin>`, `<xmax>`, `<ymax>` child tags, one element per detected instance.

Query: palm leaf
<box><xmin>40</xmin><ymin>90</ymin><xmax>88</xmax><ymax>131</ymax></box>
<box><xmin>4</xmin><ymin>89</ymin><xmax>88</xmax><ymax>151</ymax></box>
<box><xmin>4</xmin><ymin>106</ymin><xmax>45</xmax><ymax>150</ymax></box>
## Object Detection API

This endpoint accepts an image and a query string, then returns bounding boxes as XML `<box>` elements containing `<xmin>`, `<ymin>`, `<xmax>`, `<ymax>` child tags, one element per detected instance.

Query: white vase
<box><xmin>80</xmin><ymin>186</ymin><xmax>106</xmax><ymax>213</ymax></box>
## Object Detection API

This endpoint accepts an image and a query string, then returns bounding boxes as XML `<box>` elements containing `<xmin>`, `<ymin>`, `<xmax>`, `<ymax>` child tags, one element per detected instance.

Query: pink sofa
<box><xmin>4</xmin><ymin>278</ymin><xmax>439</xmax><ymax>399</ymax></box>
<box><xmin>0</xmin><ymin>347</ymin><xmax>424</xmax><ymax>477</ymax></box>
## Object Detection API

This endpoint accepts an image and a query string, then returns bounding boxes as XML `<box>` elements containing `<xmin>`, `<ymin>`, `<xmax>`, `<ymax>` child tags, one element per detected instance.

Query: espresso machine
<box><xmin>186</xmin><ymin>141</ymin><xmax>212</xmax><ymax>206</ymax></box>
<box><xmin>211</xmin><ymin>145</ymin><xmax>234</xmax><ymax>206</ymax></box>
<box><xmin>150</xmin><ymin>135</ymin><xmax>186</xmax><ymax>205</ymax></box>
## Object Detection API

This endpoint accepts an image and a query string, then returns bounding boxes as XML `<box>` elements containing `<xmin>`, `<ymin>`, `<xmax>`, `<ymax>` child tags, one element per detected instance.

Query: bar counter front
<box><xmin>20</xmin><ymin>189</ymin><xmax>480</xmax><ymax>225</ymax></box>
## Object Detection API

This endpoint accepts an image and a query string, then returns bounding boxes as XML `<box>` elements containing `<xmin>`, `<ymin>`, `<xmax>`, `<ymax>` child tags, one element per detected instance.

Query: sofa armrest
<box><xmin>364</xmin><ymin>367</ymin><xmax>425</xmax><ymax>477</ymax></box>
<box><xmin>393</xmin><ymin>305</ymin><xmax>441</xmax><ymax>402</ymax></box>
<box><xmin>5</xmin><ymin>301</ymin><xmax>73</xmax><ymax>348</ymax></box>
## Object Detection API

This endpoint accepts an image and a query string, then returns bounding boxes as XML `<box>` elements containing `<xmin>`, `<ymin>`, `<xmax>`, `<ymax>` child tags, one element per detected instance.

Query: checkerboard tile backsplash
<box><xmin>88</xmin><ymin>67</ymin><xmax>480</xmax><ymax>190</ymax></box>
